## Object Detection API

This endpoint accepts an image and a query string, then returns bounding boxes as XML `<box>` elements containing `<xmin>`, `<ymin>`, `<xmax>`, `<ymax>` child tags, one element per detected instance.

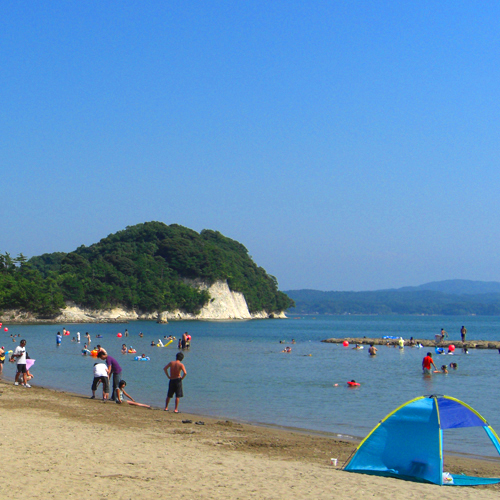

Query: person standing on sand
<box><xmin>91</xmin><ymin>362</ymin><xmax>109</xmax><ymax>400</ymax></box>
<box><xmin>0</xmin><ymin>346</ymin><xmax>5</xmax><ymax>376</ymax></box>
<box><xmin>422</xmin><ymin>352</ymin><xmax>437</xmax><ymax>375</ymax></box>
<box><xmin>461</xmin><ymin>326</ymin><xmax>467</xmax><ymax>342</ymax></box>
<box><xmin>13</xmin><ymin>339</ymin><xmax>30</xmax><ymax>387</ymax></box>
<box><xmin>98</xmin><ymin>351</ymin><xmax>122</xmax><ymax>401</ymax></box>
<box><xmin>164</xmin><ymin>352</ymin><xmax>187</xmax><ymax>413</ymax></box>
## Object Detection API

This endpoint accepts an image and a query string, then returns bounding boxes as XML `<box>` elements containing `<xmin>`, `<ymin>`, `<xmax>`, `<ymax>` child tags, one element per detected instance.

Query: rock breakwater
<box><xmin>322</xmin><ymin>337</ymin><xmax>500</xmax><ymax>350</ymax></box>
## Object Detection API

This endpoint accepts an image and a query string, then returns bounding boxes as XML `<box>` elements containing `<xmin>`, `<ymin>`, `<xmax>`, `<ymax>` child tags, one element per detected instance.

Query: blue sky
<box><xmin>2</xmin><ymin>1</ymin><xmax>500</xmax><ymax>291</ymax></box>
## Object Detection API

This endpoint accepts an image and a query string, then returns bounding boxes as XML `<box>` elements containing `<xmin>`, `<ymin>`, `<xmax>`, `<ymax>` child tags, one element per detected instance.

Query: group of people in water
<box><xmin>82</xmin><ymin>328</ymin><xmax>190</xmax><ymax>411</ymax></box>
<box><xmin>340</xmin><ymin>326</ymin><xmax>470</xmax><ymax>385</ymax></box>
<box><xmin>3</xmin><ymin>326</ymin><xmax>191</xmax><ymax>413</ymax></box>
<box><xmin>422</xmin><ymin>352</ymin><xmax>459</xmax><ymax>375</ymax></box>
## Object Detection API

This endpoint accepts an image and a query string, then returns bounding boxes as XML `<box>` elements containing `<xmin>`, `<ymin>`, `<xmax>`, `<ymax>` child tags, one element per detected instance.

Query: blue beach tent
<box><xmin>344</xmin><ymin>395</ymin><xmax>500</xmax><ymax>486</ymax></box>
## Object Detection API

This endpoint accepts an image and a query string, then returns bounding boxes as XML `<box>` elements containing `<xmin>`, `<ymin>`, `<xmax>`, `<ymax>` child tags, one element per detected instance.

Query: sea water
<box><xmin>2</xmin><ymin>315</ymin><xmax>499</xmax><ymax>457</ymax></box>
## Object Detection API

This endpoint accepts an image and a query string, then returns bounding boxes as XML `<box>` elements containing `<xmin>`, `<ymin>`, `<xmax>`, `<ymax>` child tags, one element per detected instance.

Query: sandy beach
<box><xmin>1</xmin><ymin>380</ymin><xmax>499</xmax><ymax>499</ymax></box>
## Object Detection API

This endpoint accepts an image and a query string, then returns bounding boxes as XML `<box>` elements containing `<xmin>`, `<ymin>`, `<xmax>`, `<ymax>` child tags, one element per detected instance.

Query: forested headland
<box><xmin>0</xmin><ymin>222</ymin><xmax>293</xmax><ymax>318</ymax></box>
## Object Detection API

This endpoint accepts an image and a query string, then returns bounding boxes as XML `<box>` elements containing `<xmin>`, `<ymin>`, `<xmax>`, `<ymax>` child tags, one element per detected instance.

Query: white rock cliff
<box><xmin>0</xmin><ymin>280</ymin><xmax>286</xmax><ymax>323</ymax></box>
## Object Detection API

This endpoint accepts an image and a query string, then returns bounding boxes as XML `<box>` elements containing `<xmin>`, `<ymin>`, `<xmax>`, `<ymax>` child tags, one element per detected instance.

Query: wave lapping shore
<box><xmin>1</xmin><ymin>381</ymin><xmax>499</xmax><ymax>499</ymax></box>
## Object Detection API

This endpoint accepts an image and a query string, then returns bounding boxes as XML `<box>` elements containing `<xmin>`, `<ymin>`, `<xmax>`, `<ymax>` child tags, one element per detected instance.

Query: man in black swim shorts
<box><xmin>164</xmin><ymin>352</ymin><xmax>187</xmax><ymax>413</ymax></box>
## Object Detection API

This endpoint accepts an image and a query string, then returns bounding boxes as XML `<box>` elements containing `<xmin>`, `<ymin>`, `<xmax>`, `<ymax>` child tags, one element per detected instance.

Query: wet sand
<box><xmin>0</xmin><ymin>380</ymin><xmax>499</xmax><ymax>499</ymax></box>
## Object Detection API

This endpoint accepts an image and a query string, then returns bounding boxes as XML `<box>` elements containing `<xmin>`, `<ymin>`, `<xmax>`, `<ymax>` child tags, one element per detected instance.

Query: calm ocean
<box><xmin>2</xmin><ymin>315</ymin><xmax>499</xmax><ymax>457</ymax></box>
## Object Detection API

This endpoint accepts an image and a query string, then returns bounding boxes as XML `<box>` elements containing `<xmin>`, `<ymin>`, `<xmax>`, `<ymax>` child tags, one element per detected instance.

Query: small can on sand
<box><xmin>331</xmin><ymin>458</ymin><xmax>338</xmax><ymax>466</ymax></box>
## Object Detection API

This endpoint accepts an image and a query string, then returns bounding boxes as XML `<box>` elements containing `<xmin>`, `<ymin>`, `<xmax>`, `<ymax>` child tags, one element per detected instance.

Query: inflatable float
<box><xmin>156</xmin><ymin>339</ymin><xmax>174</xmax><ymax>348</ymax></box>
<box><xmin>347</xmin><ymin>381</ymin><xmax>360</xmax><ymax>387</ymax></box>
<box><xmin>134</xmin><ymin>356</ymin><xmax>150</xmax><ymax>361</ymax></box>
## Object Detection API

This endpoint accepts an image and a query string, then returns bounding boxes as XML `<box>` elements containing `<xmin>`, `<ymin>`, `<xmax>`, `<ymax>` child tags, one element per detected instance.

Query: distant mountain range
<box><xmin>394</xmin><ymin>279</ymin><xmax>500</xmax><ymax>295</ymax></box>
<box><xmin>285</xmin><ymin>280</ymin><xmax>500</xmax><ymax>316</ymax></box>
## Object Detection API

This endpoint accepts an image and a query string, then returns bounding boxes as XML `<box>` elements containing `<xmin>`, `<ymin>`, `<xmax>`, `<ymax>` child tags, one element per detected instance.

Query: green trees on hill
<box><xmin>1</xmin><ymin>222</ymin><xmax>292</xmax><ymax>317</ymax></box>
<box><xmin>0</xmin><ymin>252</ymin><xmax>65</xmax><ymax>316</ymax></box>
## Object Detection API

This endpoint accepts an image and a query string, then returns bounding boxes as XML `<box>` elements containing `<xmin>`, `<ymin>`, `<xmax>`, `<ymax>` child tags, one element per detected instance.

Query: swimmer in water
<box><xmin>441</xmin><ymin>365</ymin><xmax>448</xmax><ymax>374</ymax></box>
<box><xmin>368</xmin><ymin>344</ymin><xmax>377</xmax><ymax>356</ymax></box>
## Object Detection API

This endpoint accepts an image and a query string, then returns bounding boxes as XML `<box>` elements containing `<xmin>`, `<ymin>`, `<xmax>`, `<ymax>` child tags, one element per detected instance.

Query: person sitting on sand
<box><xmin>115</xmin><ymin>380</ymin><xmax>150</xmax><ymax>407</ymax></box>
<box><xmin>115</xmin><ymin>380</ymin><xmax>134</xmax><ymax>404</ymax></box>
<box><xmin>408</xmin><ymin>337</ymin><xmax>416</xmax><ymax>346</ymax></box>
<box><xmin>368</xmin><ymin>345</ymin><xmax>377</xmax><ymax>356</ymax></box>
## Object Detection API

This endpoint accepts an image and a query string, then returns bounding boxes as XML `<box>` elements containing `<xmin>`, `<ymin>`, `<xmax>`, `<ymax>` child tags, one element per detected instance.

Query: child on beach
<box><xmin>115</xmin><ymin>380</ymin><xmax>150</xmax><ymax>407</ymax></box>
<box><xmin>91</xmin><ymin>362</ymin><xmax>109</xmax><ymax>400</ymax></box>
<box><xmin>164</xmin><ymin>352</ymin><xmax>187</xmax><ymax>413</ymax></box>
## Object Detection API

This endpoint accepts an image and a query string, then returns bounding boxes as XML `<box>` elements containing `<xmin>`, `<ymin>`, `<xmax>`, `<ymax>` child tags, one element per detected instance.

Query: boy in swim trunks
<box><xmin>164</xmin><ymin>352</ymin><xmax>187</xmax><ymax>413</ymax></box>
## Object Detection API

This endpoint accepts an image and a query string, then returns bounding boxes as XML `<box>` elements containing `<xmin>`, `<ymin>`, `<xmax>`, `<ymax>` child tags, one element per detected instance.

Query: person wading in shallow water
<box><xmin>422</xmin><ymin>352</ymin><xmax>437</xmax><ymax>375</ymax></box>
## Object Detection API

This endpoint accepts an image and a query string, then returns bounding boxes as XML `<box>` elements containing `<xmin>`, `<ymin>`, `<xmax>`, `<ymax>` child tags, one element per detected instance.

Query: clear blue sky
<box><xmin>2</xmin><ymin>2</ymin><xmax>499</xmax><ymax>291</ymax></box>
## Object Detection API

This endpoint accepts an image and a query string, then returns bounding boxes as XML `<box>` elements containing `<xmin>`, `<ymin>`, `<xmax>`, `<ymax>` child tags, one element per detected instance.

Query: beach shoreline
<box><xmin>1</xmin><ymin>379</ymin><xmax>499</xmax><ymax>499</ymax></box>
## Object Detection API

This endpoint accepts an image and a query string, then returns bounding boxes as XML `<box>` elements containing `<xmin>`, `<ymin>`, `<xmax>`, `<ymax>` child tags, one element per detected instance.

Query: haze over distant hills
<box><xmin>285</xmin><ymin>280</ymin><xmax>500</xmax><ymax>316</ymax></box>
<box><xmin>394</xmin><ymin>280</ymin><xmax>500</xmax><ymax>295</ymax></box>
